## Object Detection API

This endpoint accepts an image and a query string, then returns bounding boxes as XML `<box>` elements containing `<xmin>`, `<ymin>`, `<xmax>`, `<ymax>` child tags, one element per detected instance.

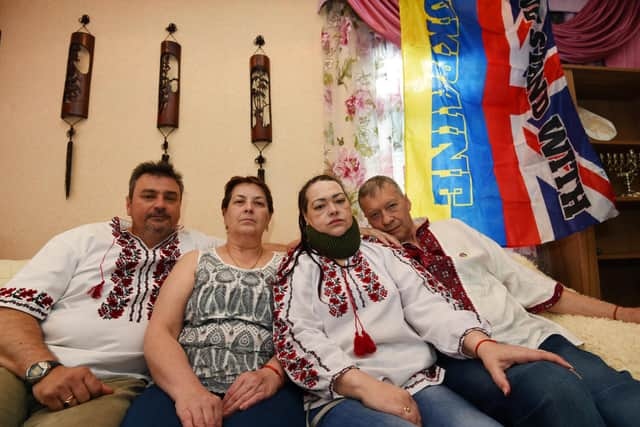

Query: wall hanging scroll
<box><xmin>250</xmin><ymin>35</ymin><xmax>272</xmax><ymax>181</ymax></box>
<box><xmin>61</xmin><ymin>14</ymin><xmax>94</xmax><ymax>198</ymax></box>
<box><xmin>157</xmin><ymin>23</ymin><xmax>181</xmax><ymax>162</ymax></box>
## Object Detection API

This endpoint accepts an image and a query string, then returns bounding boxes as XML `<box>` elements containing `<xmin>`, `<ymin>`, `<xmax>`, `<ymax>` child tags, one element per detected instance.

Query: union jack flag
<box><xmin>400</xmin><ymin>0</ymin><xmax>617</xmax><ymax>246</ymax></box>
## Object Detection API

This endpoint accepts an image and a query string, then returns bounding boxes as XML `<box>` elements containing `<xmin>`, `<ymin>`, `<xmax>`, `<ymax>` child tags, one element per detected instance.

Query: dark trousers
<box><xmin>438</xmin><ymin>334</ymin><xmax>640</xmax><ymax>427</ymax></box>
<box><xmin>121</xmin><ymin>381</ymin><xmax>305</xmax><ymax>427</ymax></box>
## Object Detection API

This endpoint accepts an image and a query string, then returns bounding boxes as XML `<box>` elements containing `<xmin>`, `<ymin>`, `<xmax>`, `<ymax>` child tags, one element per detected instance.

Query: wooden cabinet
<box><xmin>541</xmin><ymin>65</ymin><xmax>640</xmax><ymax>305</ymax></box>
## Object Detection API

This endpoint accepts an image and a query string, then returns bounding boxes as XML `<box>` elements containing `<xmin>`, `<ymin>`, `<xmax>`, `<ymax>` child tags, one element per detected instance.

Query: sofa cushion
<box><xmin>0</xmin><ymin>259</ymin><xmax>29</xmax><ymax>287</ymax></box>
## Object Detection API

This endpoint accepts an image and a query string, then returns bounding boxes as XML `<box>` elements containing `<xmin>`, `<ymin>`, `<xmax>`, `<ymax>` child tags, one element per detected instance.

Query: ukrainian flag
<box><xmin>400</xmin><ymin>0</ymin><xmax>617</xmax><ymax>246</ymax></box>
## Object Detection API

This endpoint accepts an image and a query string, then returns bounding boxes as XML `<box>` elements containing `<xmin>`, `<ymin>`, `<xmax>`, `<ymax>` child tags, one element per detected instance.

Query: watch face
<box><xmin>26</xmin><ymin>361</ymin><xmax>55</xmax><ymax>384</ymax></box>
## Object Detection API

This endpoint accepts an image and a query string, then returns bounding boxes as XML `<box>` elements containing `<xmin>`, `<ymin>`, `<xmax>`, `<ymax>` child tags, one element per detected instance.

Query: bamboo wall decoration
<box><xmin>250</xmin><ymin>35</ymin><xmax>272</xmax><ymax>181</ymax></box>
<box><xmin>157</xmin><ymin>23</ymin><xmax>181</xmax><ymax>162</ymax></box>
<box><xmin>60</xmin><ymin>14</ymin><xmax>94</xmax><ymax>198</ymax></box>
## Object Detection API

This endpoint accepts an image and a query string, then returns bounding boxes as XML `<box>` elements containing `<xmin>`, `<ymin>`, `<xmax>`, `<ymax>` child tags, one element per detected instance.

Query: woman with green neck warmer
<box><xmin>272</xmin><ymin>174</ymin><xmax>573</xmax><ymax>427</ymax></box>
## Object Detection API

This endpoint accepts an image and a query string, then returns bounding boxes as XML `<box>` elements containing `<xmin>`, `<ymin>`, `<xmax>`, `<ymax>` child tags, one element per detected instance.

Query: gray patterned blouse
<box><xmin>178</xmin><ymin>248</ymin><xmax>283</xmax><ymax>393</ymax></box>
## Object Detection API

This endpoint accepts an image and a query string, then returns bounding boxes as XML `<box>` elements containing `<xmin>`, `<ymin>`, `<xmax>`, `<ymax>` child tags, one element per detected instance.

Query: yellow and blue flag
<box><xmin>400</xmin><ymin>0</ymin><xmax>617</xmax><ymax>246</ymax></box>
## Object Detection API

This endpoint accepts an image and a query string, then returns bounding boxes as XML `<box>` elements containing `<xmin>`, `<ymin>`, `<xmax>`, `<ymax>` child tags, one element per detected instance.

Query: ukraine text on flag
<box><xmin>400</xmin><ymin>0</ymin><xmax>617</xmax><ymax>247</ymax></box>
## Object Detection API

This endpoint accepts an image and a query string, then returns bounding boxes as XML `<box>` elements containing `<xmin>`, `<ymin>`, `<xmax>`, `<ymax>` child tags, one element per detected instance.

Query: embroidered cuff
<box><xmin>0</xmin><ymin>288</ymin><xmax>53</xmax><ymax>320</ymax></box>
<box><xmin>527</xmin><ymin>283</ymin><xmax>564</xmax><ymax>314</ymax></box>
<box><xmin>402</xmin><ymin>366</ymin><xmax>444</xmax><ymax>392</ymax></box>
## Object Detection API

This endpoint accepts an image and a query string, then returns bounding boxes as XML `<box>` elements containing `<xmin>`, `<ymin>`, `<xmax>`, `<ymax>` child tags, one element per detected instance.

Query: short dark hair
<box><xmin>358</xmin><ymin>175</ymin><xmax>403</xmax><ymax>203</ymax></box>
<box><xmin>128</xmin><ymin>161</ymin><xmax>184</xmax><ymax>200</ymax></box>
<box><xmin>221</xmin><ymin>176</ymin><xmax>274</xmax><ymax>214</ymax></box>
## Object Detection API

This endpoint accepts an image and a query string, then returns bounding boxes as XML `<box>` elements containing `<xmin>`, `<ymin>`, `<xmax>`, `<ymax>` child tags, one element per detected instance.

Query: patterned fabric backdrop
<box><xmin>321</xmin><ymin>1</ymin><xmax>404</xmax><ymax>223</ymax></box>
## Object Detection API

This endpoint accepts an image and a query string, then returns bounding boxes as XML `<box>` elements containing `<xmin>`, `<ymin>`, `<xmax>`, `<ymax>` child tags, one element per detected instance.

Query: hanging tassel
<box><xmin>87</xmin><ymin>235</ymin><xmax>116</xmax><ymax>299</ymax></box>
<box><xmin>87</xmin><ymin>280</ymin><xmax>104</xmax><ymax>299</ymax></box>
<box><xmin>353</xmin><ymin>329</ymin><xmax>376</xmax><ymax>356</ymax></box>
<box><xmin>65</xmin><ymin>126</ymin><xmax>75</xmax><ymax>199</ymax></box>
<box><xmin>341</xmin><ymin>269</ymin><xmax>377</xmax><ymax>357</ymax></box>
<box><xmin>161</xmin><ymin>137</ymin><xmax>170</xmax><ymax>163</ymax></box>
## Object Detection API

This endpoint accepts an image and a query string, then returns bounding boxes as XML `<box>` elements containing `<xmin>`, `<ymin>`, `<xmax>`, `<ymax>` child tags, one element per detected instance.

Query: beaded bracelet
<box><xmin>474</xmin><ymin>338</ymin><xmax>497</xmax><ymax>358</ymax></box>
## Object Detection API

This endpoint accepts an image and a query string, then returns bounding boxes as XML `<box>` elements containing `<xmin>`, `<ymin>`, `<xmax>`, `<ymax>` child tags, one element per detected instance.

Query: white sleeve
<box><xmin>273</xmin><ymin>252</ymin><xmax>355</xmax><ymax>401</ymax></box>
<box><xmin>0</xmin><ymin>231</ymin><xmax>79</xmax><ymax>320</ymax></box>
<box><xmin>454</xmin><ymin>220</ymin><xmax>562</xmax><ymax>312</ymax></box>
<box><xmin>379</xmin><ymin>244</ymin><xmax>491</xmax><ymax>358</ymax></box>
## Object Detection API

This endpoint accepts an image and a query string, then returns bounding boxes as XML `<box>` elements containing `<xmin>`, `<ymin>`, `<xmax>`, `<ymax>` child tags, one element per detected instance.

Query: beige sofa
<box><xmin>1</xmin><ymin>258</ymin><xmax>638</xmax><ymax>379</ymax></box>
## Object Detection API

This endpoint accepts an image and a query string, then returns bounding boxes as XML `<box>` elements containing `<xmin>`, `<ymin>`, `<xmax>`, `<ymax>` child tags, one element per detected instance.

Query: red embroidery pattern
<box><xmin>277</xmin><ymin>334</ymin><xmax>320</xmax><ymax>389</ymax></box>
<box><xmin>97</xmin><ymin>219</ymin><xmax>142</xmax><ymax>319</ymax></box>
<box><xmin>362</xmin><ymin>235</ymin><xmax>467</xmax><ymax>310</ymax></box>
<box><xmin>404</xmin><ymin>365</ymin><xmax>442</xmax><ymax>389</ymax></box>
<box><xmin>321</xmin><ymin>263</ymin><xmax>349</xmax><ymax>317</ymax></box>
<box><xmin>272</xmin><ymin>248</ymin><xmax>389</xmax><ymax>390</ymax></box>
<box><xmin>147</xmin><ymin>237</ymin><xmax>181</xmax><ymax>319</ymax></box>
<box><xmin>317</xmin><ymin>252</ymin><xmax>388</xmax><ymax>318</ymax></box>
<box><xmin>273</xmin><ymin>251</ymin><xmax>320</xmax><ymax>389</ymax></box>
<box><xmin>408</xmin><ymin>221</ymin><xmax>476</xmax><ymax>312</ymax></box>
<box><xmin>0</xmin><ymin>287</ymin><xmax>54</xmax><ymax>317</ymax></box>
<box><xmin>352</xmin><ymin>251</ymin><xmax>388</xmax><ymax>303</ymax></box>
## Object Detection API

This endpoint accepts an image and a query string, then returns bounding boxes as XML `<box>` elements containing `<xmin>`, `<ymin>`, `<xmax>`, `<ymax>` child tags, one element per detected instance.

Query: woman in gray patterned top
<box><xmin>121</xmin><ymin>176</ymin><xmax>304</xmax><ymax>427</ymax></box>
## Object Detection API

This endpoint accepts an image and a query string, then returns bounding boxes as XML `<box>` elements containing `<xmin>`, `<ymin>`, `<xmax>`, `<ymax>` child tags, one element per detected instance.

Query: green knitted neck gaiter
<box><xmin>305</xmin><ymin>217</ymin><xmax>361</xmax><ymax>259</ymax></box>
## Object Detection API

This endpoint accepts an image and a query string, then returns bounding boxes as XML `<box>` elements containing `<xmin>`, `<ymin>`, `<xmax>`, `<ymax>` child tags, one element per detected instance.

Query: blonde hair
<box><xmin>358</xmin><ymin>175</ymin><xmax>403</xmax><ymax>203</ymax></box>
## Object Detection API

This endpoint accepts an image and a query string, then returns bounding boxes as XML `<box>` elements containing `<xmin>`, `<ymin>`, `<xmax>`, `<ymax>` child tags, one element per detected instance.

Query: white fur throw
<box><xmin>542</xmin><ymin>312</ymin><xmax>639</xmax><ymax>379</ymax></box>
<box><xmin>509</xmin><ymin>252</ymin><xmax>639</xmax><ymax>379</ymax></box>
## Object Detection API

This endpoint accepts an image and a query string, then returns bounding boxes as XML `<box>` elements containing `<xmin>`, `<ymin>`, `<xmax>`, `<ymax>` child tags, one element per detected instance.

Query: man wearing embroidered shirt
<box><xmin>0</xmin><ymin>161</ymin><xmax>223</xmax><ymax>427</ymax></box>
<box><xmin>357</xmin><ymin>175</ymin><xmax>640</xmax><ymax>427</ymax></box>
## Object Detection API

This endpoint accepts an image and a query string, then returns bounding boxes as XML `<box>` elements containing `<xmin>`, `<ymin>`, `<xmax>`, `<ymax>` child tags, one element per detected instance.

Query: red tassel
<box><xmin>87</xmin><ymin>281</ymin><xmax>104</xmax><ymax>299</ymax></box>
<box><xmin>89</xmin><ymin>236</ymin><xmax>116</xmax><ymax>299</ymax></box>
<box><xmin>353</xmin><ymin>330</ymin><xmax>376</xmax><ymax>356</ymax></box>
<box><xmin>340</xmin><ymin>268</ymin><xmax>377</xmax><ymax>357</ymax></box>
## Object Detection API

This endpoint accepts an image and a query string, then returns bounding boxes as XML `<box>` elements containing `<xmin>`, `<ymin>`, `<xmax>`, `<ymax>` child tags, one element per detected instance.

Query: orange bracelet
<box><xmin>474</xmin><ymin>338</ymin><xmax>497</xmax><ymax>357</ymax></box>
<box><xmin>262</xmin><ymin>364</ymin><xmax>284</xmax><ymax>383</ymax></box>
<box><xmin>613</xmin><ymin>305</ymin><xmax>620</xmax><ymax>321</ymax></box>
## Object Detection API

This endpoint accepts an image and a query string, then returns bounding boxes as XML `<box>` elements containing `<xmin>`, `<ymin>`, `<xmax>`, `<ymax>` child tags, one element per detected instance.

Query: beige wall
<box><xmin>0</xmin><ymin>0</ymin><xmax>325</xmax><ymax>258</ymax></box>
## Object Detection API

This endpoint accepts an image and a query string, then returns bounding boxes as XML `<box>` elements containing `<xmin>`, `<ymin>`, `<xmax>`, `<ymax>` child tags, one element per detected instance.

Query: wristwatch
<box><xmin>25</xmin><ymin>360</ymin><xmax>62</xmax><ymax>385</ymax></box>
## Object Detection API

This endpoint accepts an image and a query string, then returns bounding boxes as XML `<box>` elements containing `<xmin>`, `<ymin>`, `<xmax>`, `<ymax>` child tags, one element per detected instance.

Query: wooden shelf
<box><xmin>598</xmin><ymin>253</ymin><xmax>640</xmax><ymax>261</ymax></box>
<box><xmin>599</xmin><ymin>262</ymin><xmax>640</xmax><ymax>306</ymax></box>
<box><xmin>590</xmin><ymin>139</ymin><xmax>640</xmax><ymax>147</ymax></box>
<box><xmin>562</xmin><ymin>64</ymin><xmax>640</xmax><ymax>100</ymax></box>
<box><xmin>615</xmin><ymin>195</ymin><xmax>640</xmax><ymax>204</ymax></box>
<box><xmin>540</xmin><ymin>65</ymin><xmax>640</xmax><ymax>303</ymax></box>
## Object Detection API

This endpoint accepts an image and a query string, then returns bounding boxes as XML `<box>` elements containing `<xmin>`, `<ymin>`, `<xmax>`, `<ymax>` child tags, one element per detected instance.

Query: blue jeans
<box><xmin>438</xmin><ymin>334</ymin><xmax>640</xmax><ymax>427</ymax></box>
<box><xmin>309</xmin><ymin>384</ymin><xmax>502</xmax><ymax>427</ymax></box>
<box><xmin>120</xmin><ymin>382</ymin><xmax>305</xmax><ymax>427</ymax></box>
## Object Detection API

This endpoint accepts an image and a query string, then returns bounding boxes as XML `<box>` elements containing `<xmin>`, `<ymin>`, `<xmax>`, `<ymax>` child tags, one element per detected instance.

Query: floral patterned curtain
<box><xmin>320</xmin><ymin>1</ymin><xmax>540</xmax><ymax>261</ymax></box>
<box><xmin>321</xmin><ymin>1</ymin><xmax>404</xmax><ymax>223</ymax></box>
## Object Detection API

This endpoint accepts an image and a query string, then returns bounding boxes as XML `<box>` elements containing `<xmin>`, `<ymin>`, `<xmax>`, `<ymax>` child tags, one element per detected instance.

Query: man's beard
<box><xmin>145</xmin><ymin>214</ymin><xmax>173</xmax><ymax>235</ymax></box>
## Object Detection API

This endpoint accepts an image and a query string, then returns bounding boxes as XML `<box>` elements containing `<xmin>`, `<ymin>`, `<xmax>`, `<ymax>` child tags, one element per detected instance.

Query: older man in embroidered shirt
<box><xmin>357</xmin><ymin>175</ymin><xmax>640</xmax><ymax>427</ymax></box>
